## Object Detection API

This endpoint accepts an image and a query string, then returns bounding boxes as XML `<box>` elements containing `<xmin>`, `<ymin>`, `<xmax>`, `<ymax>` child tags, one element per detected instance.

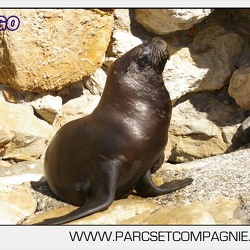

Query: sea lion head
<box><xmin>130</xmin><ymin>37</ymin><xmax>169</xmax><ymax>74</ymax></box>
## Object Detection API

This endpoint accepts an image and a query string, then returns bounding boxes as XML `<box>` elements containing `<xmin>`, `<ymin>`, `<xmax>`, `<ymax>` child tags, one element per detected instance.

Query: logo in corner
<box><xmin>0</xmin><ymin>15</ymin><xmax>20</xmax><ymax>31</ymax></box>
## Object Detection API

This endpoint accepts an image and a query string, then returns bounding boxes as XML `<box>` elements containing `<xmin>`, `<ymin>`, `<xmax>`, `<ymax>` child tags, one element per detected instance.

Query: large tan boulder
<box><xmin>0</xmin><ymin>9</ymin><xmax>114</xmax><ymax>92</ymax></box>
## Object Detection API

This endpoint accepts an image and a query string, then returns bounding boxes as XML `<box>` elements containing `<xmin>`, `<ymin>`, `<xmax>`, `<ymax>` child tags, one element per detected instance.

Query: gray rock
<box><xmin>110</xmin><ymin>29</ymin><xmax>142</xmax><ymax>57</ymax></box>
<box><xmin>84</xmin><ymin>68</ymin><xmax>107</xmax><ymax>96</ymax></box>
<box><xmin>31</xmin><ymin>95</ymin><xmax>62</xmax><ymax>124</ymax></box>
<box><xmin>169</xmin><ymin>87</ymin><xmax>249</xmax><ymax>162</ymax></box>
<box><xmin>165</xmin><ymin>25</ymin><xmax>245</xmax><ymax>102</ymax></box>
<box><xmin>105</xmin><ymin>30</ymin><xmax>142</xmax><ymax>68</ymax></box>
<box><xmin>135</xmin><ymin>9</ymin><xmax>212</xmax><ymax>35</ymax></box>
<box><xmin>0</xmin><ymin>100</ymin><xmax>52</xmax><ymax>161</ymax></box>
<box><xmin>55</xmin><ymin>89</ymin><xmax>101</xmax><ymax>130</ymax></box>
<box><xmin>114</xmin><ymin>9</ymin><xmax>132</xmax><ymax>32</ymax></box>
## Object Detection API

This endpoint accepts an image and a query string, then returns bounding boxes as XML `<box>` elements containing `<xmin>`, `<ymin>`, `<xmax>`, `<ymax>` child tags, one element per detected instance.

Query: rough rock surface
<box><xmin>113</xmin><ymin>9</ymin><xmax>132</xmax><ymax>32</ymax></box>
<box><xmin>0</xmin><ymin>100</ymin><xmax>52</xmax><ymax>161</ymax></box>
<box><xmin>134</xmin><ymin>9</ymin><xmax>212</xmax><ymax>35</ymax></box>
<box><xmin>0</xmin><ymin>125</ymin><xmax>14</xmax><ymax>155</ymax></box>
<box><xmin>0</xmin><ymin>9</ymin><xmax>113</xmax><ymax>92</ymax></box>
<box><xmin>0</xmin><ymin>185</ymin><xmax>37</xmax><ymax>224</ymax></box>
<box><xmin>31</xmin><ymin>95</ymin><xmax>62</xmax><ymax>125</ymax></box>
<box><xmin>84</xmin><ymin>68</ymin><xmax>107</xmax><ymax>96</ymax></box>
<box><xmin>1</xmin><ymin>86</ymin><xmax>20</xmax><ymax>103</ymax></box>
<box><xmin>55</xmin><ymin>89</ymin><xmax>101</xmax><ymax>129</ymax></box>
<box><xmin>0</xmin><ymin>160</ymin><xmax>12</xmax><ymax>168</ymax></box>
<box><xmin>168</xmin><ymin>87</ymin><xmax>250</xmax><ymax>162</ymax></box>
<box><xmin>109</xmin><ymin>30</ymin><xmax>142</xmax><ymax>57</ymax></box>
<box><xmin>105</xmin><ymin>29</ymin><xmax>142</xmax><ymax>68</ymax></box>
<box><xmin>229</xmin><ymin>66</ymin><xmax>250</xmax><ymax>110</ymax></box>
<box><xmin>164</xmin><ymin>25</ymin><xmax>245</xmax><ymax>102</ymax></box>
<box><xmin>23</xmin><ymin>197</ymin><xmax>240</xmax><ymax>225</ymax></box>
<box><xmin>143</xmin><ymin>197</ymin><xmax>240</xmax><ymax>225</ymax></box>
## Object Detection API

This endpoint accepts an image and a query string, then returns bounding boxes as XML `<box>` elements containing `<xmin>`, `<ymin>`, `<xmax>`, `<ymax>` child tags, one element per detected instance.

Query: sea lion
<box><xmin>40</xmin><ymin>37</ymin><xmax>193</xmax><ymax>224</ymax></box>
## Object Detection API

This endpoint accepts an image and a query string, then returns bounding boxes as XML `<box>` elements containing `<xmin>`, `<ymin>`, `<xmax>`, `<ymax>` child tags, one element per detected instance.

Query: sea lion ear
<box><xmin>130</xmin><ymin>46</ymin><xmax>151</xmax><ymax>70</ymax></box>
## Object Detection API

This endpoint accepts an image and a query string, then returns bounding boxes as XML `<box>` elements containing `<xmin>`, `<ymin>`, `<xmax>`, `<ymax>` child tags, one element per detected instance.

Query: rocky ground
<box><xmin>0</xmin><ymin>146</ymin><xmax>249</xmax><ymax>225</ymax></box>
<box><xmin>154</xmin><ymin>146</ymin><xmax>250</xmax><ymax>224</ymax></box>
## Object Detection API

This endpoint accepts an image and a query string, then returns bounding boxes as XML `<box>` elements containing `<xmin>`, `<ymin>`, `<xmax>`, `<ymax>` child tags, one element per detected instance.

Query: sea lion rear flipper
<box><xmin>35</xmin><ymin>194</ymin><xmax>114</xmax><ymax>225</ymax></box>
<box><xmin>135</xmin><ymin>170</ymin><xmax>193</xmax><ymax>198</ymax></box>
<box><xmin>35</xmin><ymin>165</ymin><xmax>120</xmax><ymax>225</ymax></box>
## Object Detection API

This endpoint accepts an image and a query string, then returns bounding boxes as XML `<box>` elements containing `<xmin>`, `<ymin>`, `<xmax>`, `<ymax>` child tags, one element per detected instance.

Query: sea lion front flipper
<box><xmin>135</xmin><ymin>170</ymin><xmax>193</xmax><ymax>198</ymax></box>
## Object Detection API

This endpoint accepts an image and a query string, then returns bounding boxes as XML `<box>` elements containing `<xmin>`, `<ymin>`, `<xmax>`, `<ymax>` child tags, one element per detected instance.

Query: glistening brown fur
<box><xmin>38</xmin><ymin>37</ymin><xmax>193</xmax><ymax>225</ymax></box>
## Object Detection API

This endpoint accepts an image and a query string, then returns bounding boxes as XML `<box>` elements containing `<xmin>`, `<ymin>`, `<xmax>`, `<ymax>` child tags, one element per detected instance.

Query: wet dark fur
<box><xmin>38</xmin><ymin>37</ymin><xmax>193</xmax><ymax>225</ymax></box>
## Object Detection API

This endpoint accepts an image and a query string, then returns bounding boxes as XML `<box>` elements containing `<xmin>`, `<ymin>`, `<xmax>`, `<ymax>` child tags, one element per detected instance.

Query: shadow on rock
<box><xmin>228</xmin><ymin>116</ymin><xmax>250</xmax><ymax>152</ymax></box>
<box><xmin>30</xmin><ymin>178</ymin><xmax>62</xmax><ymax>201</ymax></box>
